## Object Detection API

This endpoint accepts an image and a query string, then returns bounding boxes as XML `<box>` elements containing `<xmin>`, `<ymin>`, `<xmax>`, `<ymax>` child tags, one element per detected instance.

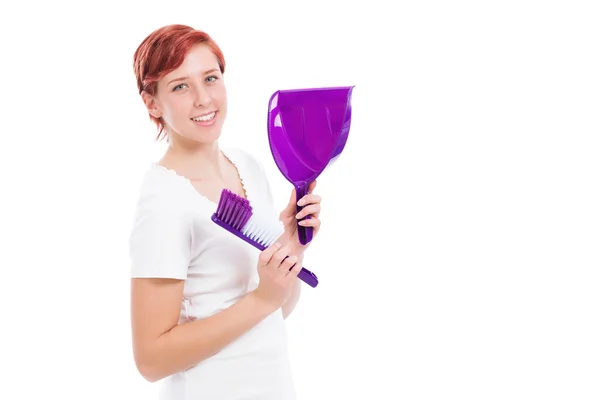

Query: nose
<box><xmin>194</xmin><ymin>84</ymin><xmax>211</xmax><ymax>107</ymax></box>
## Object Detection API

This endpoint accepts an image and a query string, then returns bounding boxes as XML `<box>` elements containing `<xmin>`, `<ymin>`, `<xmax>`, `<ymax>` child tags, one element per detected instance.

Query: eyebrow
<box><xmin>167</xmin><ymin>68</ymin><xmax>219</xmax><ymax>85</ymax></box>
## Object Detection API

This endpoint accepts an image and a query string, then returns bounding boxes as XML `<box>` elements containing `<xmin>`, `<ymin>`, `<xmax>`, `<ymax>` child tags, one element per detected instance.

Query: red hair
<box><xmin>133</xmin><ymin>24</ymin><xmax>226</xmax><ymax>140</ymax></box>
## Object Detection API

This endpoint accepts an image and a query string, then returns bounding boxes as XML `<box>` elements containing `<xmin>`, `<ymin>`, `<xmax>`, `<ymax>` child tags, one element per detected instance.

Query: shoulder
<box><xmin>130</xmin><ymin>164</ymin><xmax>192</xmax><ymax>220</ymax></box>
<box><xmin>223</xmin><ymin>147</ymin><xmax>264</xmax><ymax>169</ymax></box>
<box><xmin>223</xmin><ymin>146</ymin><xmax>269</xmax><ymax>180</ymax></box>
<box><xmin>222</xmin><ymin>146</ymin><xmax>280</xmax><ymax>209</ymax></box>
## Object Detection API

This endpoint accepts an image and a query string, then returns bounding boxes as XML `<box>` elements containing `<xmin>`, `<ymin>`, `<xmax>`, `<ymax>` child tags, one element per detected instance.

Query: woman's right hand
<box><xmin>251</xmin><ymin>242</ymin><xmax>302</xmax><ymax>310</ymax></box>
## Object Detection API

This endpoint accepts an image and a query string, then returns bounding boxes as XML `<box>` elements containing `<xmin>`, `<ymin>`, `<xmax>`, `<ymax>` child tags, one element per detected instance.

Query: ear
<box><xmin>141</xmin><ymin>91</ymin><xmax>162</xmax><ymax>119</ymax></box>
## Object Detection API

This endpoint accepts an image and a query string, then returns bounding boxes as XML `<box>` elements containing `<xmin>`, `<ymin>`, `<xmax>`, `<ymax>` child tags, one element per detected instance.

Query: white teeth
<box><xmin>192</xmin><ymin>112</ymin><xmax>216</xmax><ymax>122</ymax></box>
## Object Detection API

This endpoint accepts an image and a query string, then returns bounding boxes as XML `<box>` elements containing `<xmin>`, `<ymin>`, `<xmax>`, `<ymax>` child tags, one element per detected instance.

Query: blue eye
<box><xmin>173</xmin><ymin>83</ymin><xmax>187</xmax><ymax>91</ymax></box>
<box><xmin>206</xmin><ymin>75</ymin><xmax>218</xmax><ymax>83</ymax></box>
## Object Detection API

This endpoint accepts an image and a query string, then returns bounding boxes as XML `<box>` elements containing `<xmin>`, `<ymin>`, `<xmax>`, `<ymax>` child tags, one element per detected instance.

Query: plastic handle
<box><xmin>295</xmin><ymin>182</ymin><xmax>313</xmax><ymax>245</ymax></box>
<box><xmin>284</xmin><ymin>255</ymin><xmax>319</xmax><ymax>287</ymax></box>
<box><xmin>298</xmin><ymin>267</ymin><xmax>319</xmax><ymax>288</ymax></box>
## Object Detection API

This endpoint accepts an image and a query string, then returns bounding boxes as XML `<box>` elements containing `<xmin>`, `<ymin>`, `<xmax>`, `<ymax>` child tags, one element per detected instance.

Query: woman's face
<box><xmin>145</xmin><ymin>43</ymin><xmax>227</xmax><ymax>145</ymax></box>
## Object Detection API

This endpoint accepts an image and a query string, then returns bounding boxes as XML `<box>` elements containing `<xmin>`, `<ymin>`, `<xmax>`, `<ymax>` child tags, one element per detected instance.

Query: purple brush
<box><xmin>211</xmin><ymin>188</ymin><xmax>319</xmax><ymax>288</ymax></box>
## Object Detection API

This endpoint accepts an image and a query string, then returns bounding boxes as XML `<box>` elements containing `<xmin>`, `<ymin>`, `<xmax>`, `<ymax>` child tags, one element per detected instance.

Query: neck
<box><xmin>158</xmin><ymin>135</ymin><xmax>226</xmax><ymax>181</ymax></box>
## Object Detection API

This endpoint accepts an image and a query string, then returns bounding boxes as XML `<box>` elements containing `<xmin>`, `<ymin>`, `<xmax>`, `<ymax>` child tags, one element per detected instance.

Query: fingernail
<box><xmin>297</xmin><ymin>199</ymin><xmax>305</xmax><ymax>206</ymax></box>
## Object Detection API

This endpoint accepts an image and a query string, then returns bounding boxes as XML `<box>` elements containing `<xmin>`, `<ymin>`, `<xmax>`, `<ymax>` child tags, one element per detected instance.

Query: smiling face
<box><xmin>143</xmin><ymin>43</ymin><xmax>227</xmax><ymax>146</ymax></box>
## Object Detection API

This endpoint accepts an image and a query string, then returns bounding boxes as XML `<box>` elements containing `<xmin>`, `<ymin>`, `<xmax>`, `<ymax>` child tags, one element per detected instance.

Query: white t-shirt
<box><xmin>128</xmin><ymin>147</ymin><xmax>296</xmax><ymax>400</ymax></box>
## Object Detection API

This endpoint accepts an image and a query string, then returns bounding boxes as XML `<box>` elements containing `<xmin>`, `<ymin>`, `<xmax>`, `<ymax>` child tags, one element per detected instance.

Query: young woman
<box><xmin>128</xmin><ymin>24</ymin><xmax>323</xmax><ymax>399</ymax></box>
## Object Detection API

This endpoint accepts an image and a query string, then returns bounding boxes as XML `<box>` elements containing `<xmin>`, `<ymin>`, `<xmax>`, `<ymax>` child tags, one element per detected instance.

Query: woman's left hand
<box><xmin>278</xmin><ymin>180</ymin><xmax>321</xmax><ymax>256</ymax></box>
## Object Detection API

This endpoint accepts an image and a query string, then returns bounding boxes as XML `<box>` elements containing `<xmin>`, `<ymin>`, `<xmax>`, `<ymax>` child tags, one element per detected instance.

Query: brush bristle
<box><xmin>215</xmin><ymin>189</ymin><xmax>252</xmax><ymax>230</ymax></box>
<box><xmin>214</xmin><ymin>189</ymin><xmax>284</xmax><ymax>247</ymax></box>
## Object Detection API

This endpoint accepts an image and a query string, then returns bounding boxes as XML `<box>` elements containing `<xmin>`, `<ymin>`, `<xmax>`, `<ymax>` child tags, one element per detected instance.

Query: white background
<box><xmin>1</xmin><ymin>1</ymin><xmax>599</xmax><ymax>399</ymax></box>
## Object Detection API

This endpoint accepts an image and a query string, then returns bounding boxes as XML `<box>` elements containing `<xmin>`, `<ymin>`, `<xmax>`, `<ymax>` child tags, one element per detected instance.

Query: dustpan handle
<box><xmin>296</xmin><ymin>182</ymin><xmax>313</xmax><ymax>245</ymax></box>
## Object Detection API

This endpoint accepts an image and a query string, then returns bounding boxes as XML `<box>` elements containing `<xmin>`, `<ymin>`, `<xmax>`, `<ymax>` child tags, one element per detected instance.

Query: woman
<box><xmin>128</xmin><ymin>24</ymin><xmax>323</xmax><ymax>399</ymax></box>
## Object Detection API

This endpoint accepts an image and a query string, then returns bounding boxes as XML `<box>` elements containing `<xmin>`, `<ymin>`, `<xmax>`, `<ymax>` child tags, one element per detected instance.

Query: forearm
<box><xmin>138</xmin><ymin>292</ymin><xmax>276</xmax><ymax>382</ymax></box>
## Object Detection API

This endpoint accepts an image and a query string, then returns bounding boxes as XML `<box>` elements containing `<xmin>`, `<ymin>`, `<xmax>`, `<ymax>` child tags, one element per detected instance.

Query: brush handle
<box><xmin>295</xmin><ymin>182</ymin><xmax>313</xmax><ymax>245</ymax></box>
<box><xmin>296</xmin><ymin>265</ymin><xmax>319</xmax><ymax>288</ymax></box>
<box><xmin>212</xmin><ymin>214</ymin><xmax>319</xmax><ymax>288</ymax></box>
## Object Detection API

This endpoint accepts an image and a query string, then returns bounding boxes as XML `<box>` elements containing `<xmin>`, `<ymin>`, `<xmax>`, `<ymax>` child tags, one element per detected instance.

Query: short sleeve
<box><xmin>128</xmin><ymin>188</ymin><xmax>191</xmax><ymax>280</ymax></box>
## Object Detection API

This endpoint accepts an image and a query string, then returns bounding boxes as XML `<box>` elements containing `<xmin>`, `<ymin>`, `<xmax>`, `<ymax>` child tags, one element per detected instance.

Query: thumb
<box><xmin>285</xmin><ymin>187</ymin><xmax>297</xmax><ymax>212</ymax></box>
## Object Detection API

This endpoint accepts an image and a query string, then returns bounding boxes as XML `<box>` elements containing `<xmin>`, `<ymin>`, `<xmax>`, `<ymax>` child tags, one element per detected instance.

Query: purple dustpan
<box><xmin>267</xmin><ymin>86</ymin><xmax>354</xmax><ymax>245</ymax></box>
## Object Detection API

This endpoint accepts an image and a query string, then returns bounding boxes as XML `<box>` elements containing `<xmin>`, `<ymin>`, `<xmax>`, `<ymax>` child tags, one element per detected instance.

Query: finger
<box><xmin>297</xmin><ymin>193</ymin><xmax>321</xmax><ymax>207</ymax></box>
<box><xmin>288</xmin><ymin>188</ymin><xmax>296</xmax><ymax>206</ymax></box>
<box><xmin>286</xmin><ymin>260</ymin><xmax>303</xmax><ymax>279</ymax></box>
<box><xmin>280</xmin><ymin>255</ymin><xmax>298</xmax><ymax>275</ymax></box>
<box><xmin>308</xmin><ymin>180</ymin><xmax>317</xmax><ymax>193</ymax></box>
<box><xmin>258</xmin><ymin>242</ymin><xmax>282</xmax><ymax>267</ymax></box>
<box><xmin>298</xmin><ymin>218</ymin><xmax>321</xmax><ymax>229</ymax></box>
<box><xmin>280</xmin><ymin>189</ymin><xmax>297</xmax><ymax>217</ymax></box>
<box><xmin>268</xmin><ymin>245</ymin><xmax>291</xmax><ymax>270</ymax></box>
<box><xmin>296</xmin><ymin>204</ymin><xmax>321</xmax><ymax>219</ymax></box>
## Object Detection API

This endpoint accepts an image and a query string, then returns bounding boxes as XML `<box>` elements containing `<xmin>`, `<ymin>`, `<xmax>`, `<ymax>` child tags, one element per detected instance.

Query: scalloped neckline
<box><xmin>150</xmin><ymin>148</ymin><xmax>250</xmax><ymax>208</ymax></box>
